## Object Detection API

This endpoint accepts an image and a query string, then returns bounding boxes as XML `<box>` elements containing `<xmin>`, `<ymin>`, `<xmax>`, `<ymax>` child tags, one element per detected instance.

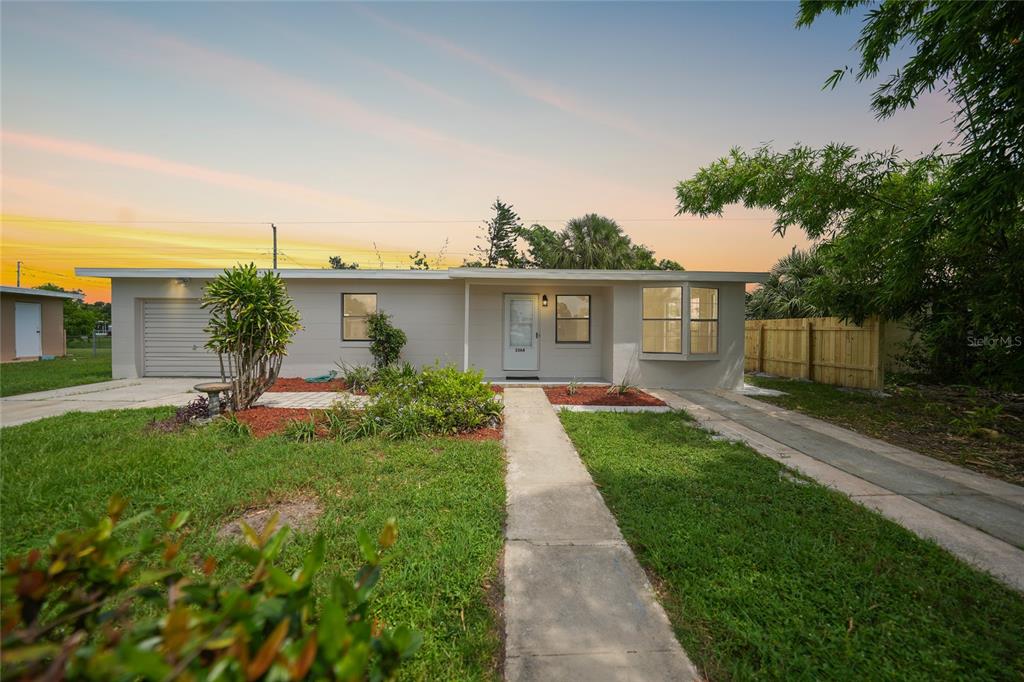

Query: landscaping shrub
<box><xmin>284</xmin><ymin>414</ymin><xmax>319</xmax><ymax>443</ymax></box>
<box><xmin>0</xmin><ymin>497</ymin><xmax>420</xmax><ymax>680</ymax></box>
<box><xmin>365</xmin><ymin>312</ymin><xmax>407</xmax><ymax>368</ymax></box>
<box><xmin>363</xmin><ymin>364</ymin><xmax>502</xmax><ymax>439</ymax></box>
<box><xmin>202</xmin><ymin>263</ymin><xmax>302</xmax><ymax>410</ymax></box>
<box><xmin>177</xmin><ymin>394</ymin><xmax>212</xmax><ymax>421</ymax></box>
<box><xmin>336</xmin><ymin>363</ymin><xmax>375</xmax><ymax>393</ymax></box>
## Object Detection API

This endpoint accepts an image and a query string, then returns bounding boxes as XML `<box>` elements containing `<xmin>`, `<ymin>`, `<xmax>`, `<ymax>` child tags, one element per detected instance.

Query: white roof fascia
<box><xmin>0</xmin><ymin>286</ymin><xmax>84</xmax><ymax>300</ymax></box>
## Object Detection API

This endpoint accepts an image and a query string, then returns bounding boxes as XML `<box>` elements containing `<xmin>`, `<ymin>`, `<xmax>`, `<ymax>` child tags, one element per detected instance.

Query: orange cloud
<box><xmin>2</xmin><ymin>130</ymin><xmax>399</xmax><ymax>217</ymax></box>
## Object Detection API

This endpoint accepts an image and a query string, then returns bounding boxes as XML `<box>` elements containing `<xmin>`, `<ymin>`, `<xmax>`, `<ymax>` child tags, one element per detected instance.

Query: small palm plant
<box><xmin>566</xmin><ymin>379</ymin><xmax>581</xmax><ymax>396</ymax></box>
<box><xmin>202</xmin><ymin>264</ymin><xmax>302</xmax><ymax>410</ymax></box>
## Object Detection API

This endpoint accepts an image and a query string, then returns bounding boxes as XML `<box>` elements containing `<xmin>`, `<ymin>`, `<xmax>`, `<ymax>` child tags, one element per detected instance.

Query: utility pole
<box><xmin>271</xmin><ymin>224</ymin><xmax>278</xmax><ymax>270</ymax></box>
<box><xmin>16</xmin><ymin>261</ymin><xmax>22</xmax><ymax>287</ymax></box>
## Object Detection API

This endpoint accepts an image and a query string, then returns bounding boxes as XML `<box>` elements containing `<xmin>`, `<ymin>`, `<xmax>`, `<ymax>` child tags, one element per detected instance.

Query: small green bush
<box><xmin>336</xmin><ymin>363</ymin><xmax>376</xmax><ymax>393</ymax></box>
<box><xmin>217</xmin><ymin>412</ymin><xmax>253</xmax><ymax>438</ymax></box>
<box><xmin>364</xmin><ymin>364</ymin><xmax>502</xmax><ymax>439</ymax></box>
<box><xmin>0</xmin><ymin>498</ymin><xmax>420</xmax><ymax>680</ymax></box>
<box><xmin>366</xmin><ymin>312</ymin><xmax>407</xmax><ymax>369</ymax></box>
<box><xmin>284</xmin><ymin>415</ymin><xmax>319</xmax><ymax>442</ymax></box>
<box><xmin>374</xmin><ymin>361</ymin><xmax>417</xmax><ymax>387</ymax></box>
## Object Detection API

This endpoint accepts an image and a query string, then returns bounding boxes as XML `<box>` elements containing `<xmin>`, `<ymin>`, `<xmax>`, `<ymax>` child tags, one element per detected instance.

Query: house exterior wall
<box><xmin>467</xmin><ymin>284</ymin><xmax>608</xmax><ymax>379</ymax></box>
<box><xmin>107</xmin><ymin>275</ymin><xmax>746</xmax><ymax>388</ymax></box>
<box><xmin>111</xmin><ymin>278</ymin><xmax>467</xmax><ymax>378</ymax></box>
<box><xmin>607</xmin><ymin>281</ymin><xmax>746</xmax><ymax>390</ymax></box>
<box><xmin>0</xmin><ymin>293</ymin><xmax>67</xmax><ymax>361</ymax></box>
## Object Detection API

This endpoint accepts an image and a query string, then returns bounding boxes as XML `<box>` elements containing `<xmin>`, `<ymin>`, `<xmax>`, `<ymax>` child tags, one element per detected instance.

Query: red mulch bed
<box><xmin>232</xmin><ymin>406</ymin><xmax>502</xmax><ymax>441</ymax></box>
<box><xmin>544</xmin><ymin>385</ymin><xmax>667</xmax><ymax>407</ymax></box>
<box><xmin>455</xmin><ymin>426</ymin><xmax>503</xmax><ymax>441</ymax></box>
<box><xmin>234</xmin><ymin>407</ymin><xmax>315</xmax><ymax>438</ymax></box>
<box><xmin>267</xmin><ymin>377</ymin><xmax>349</xmax><ymax>393</ymax></box>
<box><xmin>489</xmin><ymin>385</ymin><xmax>505</xmax><ymax>393</ymax></box>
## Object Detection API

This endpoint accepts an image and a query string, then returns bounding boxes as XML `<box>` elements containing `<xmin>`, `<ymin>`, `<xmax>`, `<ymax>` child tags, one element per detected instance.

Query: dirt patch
<box><xmin>234</xmin><ymin>407</ymin><xmax>313</xmax><ymax>437</ymax></box>
<box><xmin>544</xmin><ymin>385</ymin><xmax>667</xmax><ymax>407</ymax></box>
<box><xmin>455</xmin><ymin>426</ymin><xmax>503</xmax><ymax>441</ymax></box>
<box><xmin>217</xmin><ymin>496</ymin><xmax>324</xmax><ymax>541</ymax></box>
<box><xmin>267</xmin><ymin>377</ymin><xmax>349</xmax><ymax>392</ymax></box>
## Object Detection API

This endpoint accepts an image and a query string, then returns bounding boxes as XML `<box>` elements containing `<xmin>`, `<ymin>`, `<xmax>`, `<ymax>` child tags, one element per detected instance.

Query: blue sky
<box><xmin>1</xmin><ymin>1</ymin><xmax>953</xmax><ymax>299</ymax></box>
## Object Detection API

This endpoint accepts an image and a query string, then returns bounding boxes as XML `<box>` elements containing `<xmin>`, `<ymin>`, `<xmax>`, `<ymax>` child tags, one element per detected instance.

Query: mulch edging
<box><xmin>544</xmin><ymin>385</ymin><xmax>667</xmax><ymax>407</ymax></box>
<box><xmin>266</xmin><ymin>377</ymin><xmax>349</xmax><ymax>393</ymax></box>
<box><xmin>232</xmin><ymin>406</ymin><xmax>502</xmax><ymax>441</ymax></box>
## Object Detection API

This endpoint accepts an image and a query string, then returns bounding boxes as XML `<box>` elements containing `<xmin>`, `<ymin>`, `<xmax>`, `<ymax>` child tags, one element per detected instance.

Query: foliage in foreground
<box><xmin>560</xmin><ymin>410</ymin><xmax>1024</xmax><ymax>679</ymax></box>
<box><xmin>202</xmin><ymin>264</ymin><xmax>303</xmax><ymax>410</ymax></box>
<box><xmin>1</xmin><ymin>498</ymin><xmax>419</xmax><ymax>681</ymax></box>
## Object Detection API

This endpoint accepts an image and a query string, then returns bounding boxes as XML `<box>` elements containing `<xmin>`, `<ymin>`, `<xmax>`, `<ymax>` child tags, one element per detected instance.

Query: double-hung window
<box><xmin>555</xmin><ymin>295</ymin><xmax>590</xmax><ymax>343</ymax></box>
<box><xmin>642</xmin><ymin>287</ymin><xmax>682</xmax><ymax>353</ymax></box>
<box><xmin>342</xmin><ymin>293</ymin><xmax>377</xmax><ymax>341</ymax></box>
<box><xmin>689</xmin><ymin>287</ymin><xmax>718</xmax><ymax>354</ymax></box>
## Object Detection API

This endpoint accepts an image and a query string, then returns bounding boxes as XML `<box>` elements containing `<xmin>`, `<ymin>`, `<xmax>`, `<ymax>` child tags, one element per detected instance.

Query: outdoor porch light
<box><xmin>542</xmin><ymin>295</ymin><xmax>549</xmax><ymax>307</ymax></box>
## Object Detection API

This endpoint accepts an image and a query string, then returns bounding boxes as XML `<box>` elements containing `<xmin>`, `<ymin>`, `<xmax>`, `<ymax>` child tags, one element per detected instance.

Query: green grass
<box><xmin>1</xmin><ymin>408</ymin><xmax>506</xmax><ymax>680</ymax></box>
<box><xmin>0</xmin><ymin>348</ymin><xmax>112</xmax><ymax>397</ymax></box>
<box><xmin>746</xmin><ymin>374</ymin><xmax>1024</xmax><ymax>485</ymax></box>
<box><xmin>560</xmin><ymin>410</ymin><xmax>1024</xmax><ymax>680</ymax></box>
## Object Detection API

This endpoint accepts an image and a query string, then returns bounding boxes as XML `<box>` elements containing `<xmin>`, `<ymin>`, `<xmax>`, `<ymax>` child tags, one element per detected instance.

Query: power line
<box><xmin>3</xmin><ymin>216</ymin><xmax>773</xmax><ymax>225</ymax></box>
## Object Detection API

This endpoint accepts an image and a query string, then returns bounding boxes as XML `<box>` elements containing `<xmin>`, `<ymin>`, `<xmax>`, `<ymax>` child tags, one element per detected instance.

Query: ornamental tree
<box><xmin>202</xmin><ymin>264</ymin><xmax>302</xmax><ymax>410</ymax></box>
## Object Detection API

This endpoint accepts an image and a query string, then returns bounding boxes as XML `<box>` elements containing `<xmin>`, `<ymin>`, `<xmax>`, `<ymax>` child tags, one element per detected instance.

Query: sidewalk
<box><xmin>502</xmin><ymin>387</ymin><xmax>698</xmax><ymax>681</ymax></box>
<box><xmin>654</xmin><ymin>388</ymin><xmax>1024</xmax><ymax>593</ymax></box>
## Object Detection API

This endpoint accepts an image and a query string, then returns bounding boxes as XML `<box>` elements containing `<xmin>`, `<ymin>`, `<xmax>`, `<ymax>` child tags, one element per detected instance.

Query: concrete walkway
<box><xmin>502</xmin><ymin>387</ymin><xmax>698</xmax><ymax>681</ymax></box>
<box><xmin>0</xmin><ymin>378</ymin><xmax>204</xmax><ymax>427</ymax></box>
<box><xmin>654</xmin><ymin>388</ymin><xmax>1024</xmax><ymax>593</ymax></box>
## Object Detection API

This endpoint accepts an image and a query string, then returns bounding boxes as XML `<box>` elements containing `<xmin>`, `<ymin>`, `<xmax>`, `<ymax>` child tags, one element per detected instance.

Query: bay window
<box><xmin>689</xmin><ymin>287</ymin><xmax>718</xmax><ymax>354</ymax></box>
<box><xmin>642</xmin><ymin>287</ymin><xmax>682</xmax><ymax>353</ymax></box>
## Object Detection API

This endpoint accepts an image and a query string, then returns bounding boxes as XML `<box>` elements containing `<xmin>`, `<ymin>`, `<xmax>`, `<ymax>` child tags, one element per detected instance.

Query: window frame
<box><xmin>554</xmin><ymin>294</ymin><xmax>591</xmax><ymax>344</ymax></box>
<box><xmin>641</xmin><ymin>286</ymin><xmax>683</xmax><ymax>355</ymax></box>
<box><xmin>688</xmin><ymin>286</ymin><xmax>719</xmax><ymax>355</ymax></box>
<box><xmin>341</xmin><ymin>292</ymin><xmax>378</xmax><ymax>342</ymax></box>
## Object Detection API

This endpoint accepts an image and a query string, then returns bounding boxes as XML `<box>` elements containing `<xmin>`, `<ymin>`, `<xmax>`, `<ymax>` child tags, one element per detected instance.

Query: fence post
<box><xmin>804</xmin><ymin>318</ymin><xmax>813</xmax><ymax>380</ymax></box>
<box><xmin>757</xmin><ymin>323</ymin><xmax>766</xmax><ymax>372</ymax></box>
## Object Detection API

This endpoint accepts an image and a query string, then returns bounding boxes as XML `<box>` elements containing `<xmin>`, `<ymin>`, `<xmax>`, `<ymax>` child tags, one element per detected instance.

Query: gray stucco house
<box><xmin>76</xmin><ymin>267</ymin><xmax>766</xmax><ymax>388</ymax></box>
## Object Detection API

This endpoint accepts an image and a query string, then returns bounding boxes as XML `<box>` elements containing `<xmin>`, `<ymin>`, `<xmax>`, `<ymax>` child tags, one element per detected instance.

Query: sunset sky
<box><xmin>1</xmin><ymin>2</ymin><xmax>953</xmax><ymax>302</ymax></box>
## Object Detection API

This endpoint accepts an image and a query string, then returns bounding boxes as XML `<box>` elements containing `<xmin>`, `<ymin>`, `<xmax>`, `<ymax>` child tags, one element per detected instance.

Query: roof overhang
<box><xmin>75</xmin><ymin>267</ymin><xmax>768</xmax><ymax>284</ymax></box>
<box><xmin>0</xmin><ymin>285</ymin><xmax>84</xmax><ymax>300</ymax></box>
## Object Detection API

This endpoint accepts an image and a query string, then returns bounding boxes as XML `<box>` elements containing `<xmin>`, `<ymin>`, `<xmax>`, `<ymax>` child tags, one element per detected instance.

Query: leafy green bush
<box><xmin>374</xmin><ymin>361</ymin><xmax>417</xmax><ymax>388</ymax></box>
<box><xmin>0</xmin><ymin>498</ymin><xmax>420</xmax><ymax>680</ymax></box>
<box><xmin>364</xmin><ymin>364</ymin><xmax>502</xmax><ymax>439</ymax></box>
<box><xmin>365</xmin><ymin>312</ymin><xmax>407</xmax><ymax>369</ymax></box>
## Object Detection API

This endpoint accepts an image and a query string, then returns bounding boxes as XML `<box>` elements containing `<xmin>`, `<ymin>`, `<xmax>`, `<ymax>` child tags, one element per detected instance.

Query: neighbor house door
<box><xmin>15</xmin><ymin>302</ymin><xmax>42</xmax><ymax>358</ymax></box>
<box><xmin>503</xmin><ymin>294</ymin><xmax>539</xmax><ymax>372</ymax></box>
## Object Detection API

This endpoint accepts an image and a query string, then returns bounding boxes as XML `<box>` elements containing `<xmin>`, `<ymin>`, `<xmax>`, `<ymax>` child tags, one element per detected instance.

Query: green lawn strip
<box><xmin>0</xmin><ymin>348</ymin><xmax>112</xmax><ymax>397</ymax></box>
<box><xmin>744</xmin><ymin>375</ymin><xmax>1024</xmax><ymax>485</ymax></box>
<box><xmin>1</xmin><ymin>408</ymin><xmax>505</xmax><ymax>680</ymax></box>
<box><xmin>560</xmin><ymin>410</ymin><xmax>1024</xmax><ymax>680</ymax></box>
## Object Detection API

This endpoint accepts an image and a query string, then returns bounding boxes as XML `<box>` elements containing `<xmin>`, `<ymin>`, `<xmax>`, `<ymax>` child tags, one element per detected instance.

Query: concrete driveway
<box><xmin>0</xmin><ymin>378</ymin><xmax>205</xmax><ymax>427</ymax></box>
<box><xmin>655</xmin><ymin>388</ymin><xmax>1024</xmax><ymax>593</ymax></box>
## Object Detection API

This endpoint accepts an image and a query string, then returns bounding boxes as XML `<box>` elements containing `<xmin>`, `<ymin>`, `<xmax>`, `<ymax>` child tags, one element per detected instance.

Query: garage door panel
<box><xmin>143</xmin><ymin>300</ymin><xmax>221</xmax><ymax>377</ymax></box>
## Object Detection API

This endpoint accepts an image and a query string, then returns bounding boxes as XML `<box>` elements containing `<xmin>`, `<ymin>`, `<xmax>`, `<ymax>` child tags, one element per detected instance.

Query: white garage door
<box><xmin>142</xmin><ymin>300</ymin><xmax>222</xmax><ymax>377</ymax></box>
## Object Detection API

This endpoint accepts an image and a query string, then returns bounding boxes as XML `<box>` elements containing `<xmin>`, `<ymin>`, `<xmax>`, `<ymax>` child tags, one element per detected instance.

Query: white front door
<box><xmin>503</xmin><ymin>294</ymin><xmax>539</xmax><ymax>371</ymax></box>
<box><xmin>15</xmin><ymin>302</ymin><xmax>42</xmax><ymax>357</ymax></box>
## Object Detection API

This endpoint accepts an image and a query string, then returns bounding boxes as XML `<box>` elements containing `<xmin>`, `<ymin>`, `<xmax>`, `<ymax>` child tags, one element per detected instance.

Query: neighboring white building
<box><xmin>75</xmin><ymin>268</ymin><xmax>766</xmax><ymax>388</ymax></box>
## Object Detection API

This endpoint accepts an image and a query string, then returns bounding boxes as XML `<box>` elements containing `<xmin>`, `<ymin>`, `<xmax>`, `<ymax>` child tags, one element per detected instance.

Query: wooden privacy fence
<box><xmin>745</xmin><ymin>316</ymin><xmax>883</xmax><ymax>389</ymax></box>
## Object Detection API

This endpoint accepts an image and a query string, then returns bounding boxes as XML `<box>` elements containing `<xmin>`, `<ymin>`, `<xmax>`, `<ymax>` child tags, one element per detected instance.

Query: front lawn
<box><xmin>746</xmin><ymin>374</ymin><xmax>1024</xmax><ymax>485</ymax></box>
<box><xmin>1</xmin><ymin>408</ymin><xmax>506</xmax><ymax>680</ymax></box>
<box><xmin>0</xmin><ymin>347</ymin><xmax>112</xmax><ymax>397</ymax></box>
<box><xmin>560</xmin><ymin>410</ymin><xmax>1024</xmax><ymax>680</ymax></box>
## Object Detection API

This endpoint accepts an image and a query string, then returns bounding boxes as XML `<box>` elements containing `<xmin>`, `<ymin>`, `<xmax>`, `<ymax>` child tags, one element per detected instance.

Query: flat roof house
<box><xmin>0</xmin><ymin>286</ymin><xmax>82</xmax><ymax>362</ymax></box>
<box><xmin>76</xmin><ymin>268</ymin><xmax>766</xmax><ymax>389</ymax></box>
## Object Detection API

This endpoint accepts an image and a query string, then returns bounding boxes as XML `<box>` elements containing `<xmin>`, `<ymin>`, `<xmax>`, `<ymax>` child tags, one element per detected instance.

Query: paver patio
<box><xmin>654</xmin><ymin>388</ymin><xmax>1024</xmax><ymax>593</ymax></box>
<box><xmin>502</xmin><ymin>387</ymin><xmax>698</xmax><ymax>681</ymax></box>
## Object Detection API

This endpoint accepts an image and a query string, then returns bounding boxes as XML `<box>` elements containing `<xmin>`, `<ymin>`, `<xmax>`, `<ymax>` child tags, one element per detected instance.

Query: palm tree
<box><xmin>556</xmin><ymin>214</ymin><xmax>634</xmax><ymax>269</ymax></box>
<box><xmin>747</xmin><ymin>247</ymin><xmax>829</xmax><ymax>319</ymax></box>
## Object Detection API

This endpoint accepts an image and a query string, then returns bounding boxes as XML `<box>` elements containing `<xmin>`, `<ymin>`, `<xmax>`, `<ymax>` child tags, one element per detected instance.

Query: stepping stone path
<box><xmin>502</xmin><ymin>388</ymin><xmax>698</xmax><ymax>681</ymax></box>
